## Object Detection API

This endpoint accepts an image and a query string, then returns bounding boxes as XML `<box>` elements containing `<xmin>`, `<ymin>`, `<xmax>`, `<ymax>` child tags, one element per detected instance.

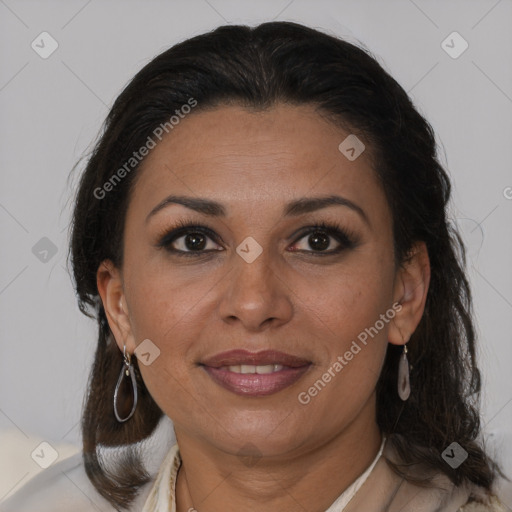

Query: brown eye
<box><xmin>181</xmin><ymin>232</ymin><xmax>208</xmax><ymax>251</ymax></box>
<box><xmin>157</xmin><ymin>223</ymin><xmax>223</xmax><ymax>256</ymax></box>
<box><xmin>289</xmin><ymin>222</ymin><xmax>358</xmax><ymax>255</ymax></box>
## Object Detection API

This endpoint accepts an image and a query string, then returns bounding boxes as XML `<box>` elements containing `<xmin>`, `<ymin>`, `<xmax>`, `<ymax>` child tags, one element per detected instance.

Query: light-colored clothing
<box><xmin>141</xmin><ymin>437</ymin><xmax>387</xmax><ymax>511</ymax></box>
<box><xmin>1</xmin><ymin>435</ymin><xmax>508</xmax><ymax>511</ymax></box>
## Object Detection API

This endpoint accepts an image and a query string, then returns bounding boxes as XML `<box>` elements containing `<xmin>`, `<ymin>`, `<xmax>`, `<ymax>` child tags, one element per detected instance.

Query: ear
<box><xmin>388</xmin><ymin>241</ymin><xmax>431</xmax><ymax>346</ymax></box>
<box><xmin>96</xmin><ymin>260</ymin><xmax>137</xmax><ymax>354</ymax></box>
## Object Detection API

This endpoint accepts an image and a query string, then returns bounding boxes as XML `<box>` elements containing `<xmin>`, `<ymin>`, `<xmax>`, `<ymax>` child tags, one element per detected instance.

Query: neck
<box><xmin>175</xmin><ymin>399</ymin><xmax>382</xmax><ymax>512</ymax></box>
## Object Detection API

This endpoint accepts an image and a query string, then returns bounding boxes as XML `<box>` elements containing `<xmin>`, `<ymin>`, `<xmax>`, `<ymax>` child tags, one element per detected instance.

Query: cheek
<box><xmin>295</xmin><ymin>256</ymin><xmax>394</xmax><ymax>402</ymax></box>
<box><xmin>125</xmin><ymin>268</ymin><xmax>205</xmax><ymax>415</ymax></box>
<box><xmin>124</xmin><ymin>256</ymin><xmax>208</xmax><ymax>340</ymax></box>
<box><xmin>123</xmin><ymin>259</ymin><xmax>222</xmax><ymax>400</ymax></box>
<box><xmin>301</xmin><ymin>259</ymin><xmax>394</xmax><ymax>342</ymax></box>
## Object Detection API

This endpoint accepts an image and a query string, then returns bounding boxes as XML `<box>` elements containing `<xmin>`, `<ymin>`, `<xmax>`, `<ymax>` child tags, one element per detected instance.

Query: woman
<box><xmin>2</xmin><ymin>21</ymin><xmax>508</xmax><ymax>512</ymax></box>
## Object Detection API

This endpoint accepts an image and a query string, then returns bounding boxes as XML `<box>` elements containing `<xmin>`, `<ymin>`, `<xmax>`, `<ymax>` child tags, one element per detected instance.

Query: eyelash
<box><xmin>155</xmin><ymin>219</ymin><xmax>359</xmax><ymax>258</ymax></box>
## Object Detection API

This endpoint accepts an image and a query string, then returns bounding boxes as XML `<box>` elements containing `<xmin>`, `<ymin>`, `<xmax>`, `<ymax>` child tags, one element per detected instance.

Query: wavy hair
<box><xmin>69</xmin><ymin>21</ymin><xmax>499</xmax><ymax>510</ymax></box>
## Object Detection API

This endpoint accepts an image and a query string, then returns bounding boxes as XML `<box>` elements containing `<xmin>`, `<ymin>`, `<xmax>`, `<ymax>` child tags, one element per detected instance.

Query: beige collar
<box><xmin>141</xmin><ymin>436</ymin><xmax>488</xmax><ymax>512</ymax></box>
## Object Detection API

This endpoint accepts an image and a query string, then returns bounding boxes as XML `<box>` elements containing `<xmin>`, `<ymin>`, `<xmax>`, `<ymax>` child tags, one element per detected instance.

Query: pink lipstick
<box><xmin>201</xmin><ymin>349</ymin><xmax>311</xmax><ymax>397</ymax></box>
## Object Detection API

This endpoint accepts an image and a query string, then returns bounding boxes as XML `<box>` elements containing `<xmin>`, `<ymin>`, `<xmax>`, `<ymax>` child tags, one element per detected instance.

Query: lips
<box><xmin>200</xmin><ymin>350</ymin><xmax>311</xmax><ymax>397</ymax></box>
<box><xmin>201</xmin><ymin>349</ymin><xmax>310</xmax><ymax>368</ymax></box>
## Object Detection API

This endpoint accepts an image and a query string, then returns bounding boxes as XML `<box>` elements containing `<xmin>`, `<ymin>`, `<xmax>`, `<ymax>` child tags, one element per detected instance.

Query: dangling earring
<box><xmin>398</xmin><ymin>344</ymin><xmax>411</xmax><ymax>401</ymax></box>
<box><xmin>113</xmin><ymin>344</ymin><xmax>138</xmax><ymax>422</ymax></box>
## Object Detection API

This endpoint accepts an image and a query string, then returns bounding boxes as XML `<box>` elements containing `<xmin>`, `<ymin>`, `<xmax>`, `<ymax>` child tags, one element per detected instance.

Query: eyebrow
<box><xmin>146</xmin><ymin>194</ymin><xmax>370</xmax><ymax>226</ymax></box>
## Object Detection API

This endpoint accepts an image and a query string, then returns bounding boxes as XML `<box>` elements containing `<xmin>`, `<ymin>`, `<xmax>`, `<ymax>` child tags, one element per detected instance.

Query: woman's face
<box><xmin>99</xmin><ymin>103</ymin><xmax>428</xmax><ymax>458</ymax></box>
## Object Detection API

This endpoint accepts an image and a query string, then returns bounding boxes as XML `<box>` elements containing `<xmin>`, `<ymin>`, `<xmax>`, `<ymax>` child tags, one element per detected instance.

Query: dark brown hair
<box><xmin>69</xmin><ymin>21</ymin><xmax>499</xmax><ymax>510</ymax></box>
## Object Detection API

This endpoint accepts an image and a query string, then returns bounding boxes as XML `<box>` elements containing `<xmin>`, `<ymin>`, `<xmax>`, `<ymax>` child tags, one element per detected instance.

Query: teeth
<box><xmin>226</xmin><ymin>364</ymin><xmax>284</xmax><ymax>374</ymax></box>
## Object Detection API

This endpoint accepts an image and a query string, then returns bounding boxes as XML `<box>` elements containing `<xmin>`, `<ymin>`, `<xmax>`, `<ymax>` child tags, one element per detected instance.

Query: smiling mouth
<box><xmin>200</xmin><ymin>349</ymin><xmax>312</xmax><ymax>396</ymax></box>
<box><xmin>219</xmin><ymin>364</ymin><xmax>285</xmax><ymax>374</ymax></box>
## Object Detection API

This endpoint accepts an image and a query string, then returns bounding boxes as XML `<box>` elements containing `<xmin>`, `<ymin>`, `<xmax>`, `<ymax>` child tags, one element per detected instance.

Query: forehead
<box><xmin>129</xmin><ymin>103</ymin><xmax>387</xmax><ymax>220</ymax></box>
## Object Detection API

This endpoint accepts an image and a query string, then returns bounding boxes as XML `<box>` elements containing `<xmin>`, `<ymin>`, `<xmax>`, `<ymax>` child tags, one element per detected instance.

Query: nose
<box><xmin>218</xmin><ymin>247</ymin><xmax>294</xmax><ymax>332</ymax></box>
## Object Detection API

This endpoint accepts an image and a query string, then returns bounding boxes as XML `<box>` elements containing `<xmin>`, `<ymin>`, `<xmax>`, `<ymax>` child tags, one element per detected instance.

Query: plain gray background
<box><xmin>1</xmin><ymin>0</ymin><xmax>511</xmax><ymax>503</ymax></box>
